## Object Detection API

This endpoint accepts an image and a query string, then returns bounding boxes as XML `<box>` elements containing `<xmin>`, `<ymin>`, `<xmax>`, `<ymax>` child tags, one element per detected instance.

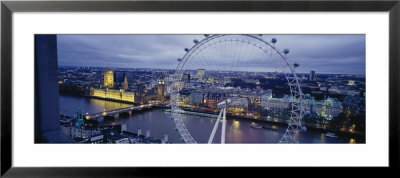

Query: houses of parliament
<box><xmin>89</xmin><ymin>68</ymin><xmax>166</xmax><ymax>104</ymax></box>
<box><xmin>89</xmin><ymin>68</ymin><xmax>135</xmax><ymax>103</ymax></box>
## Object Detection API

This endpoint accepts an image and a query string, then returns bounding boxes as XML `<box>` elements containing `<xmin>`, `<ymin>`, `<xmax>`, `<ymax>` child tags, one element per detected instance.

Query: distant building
<box><xmin>205</xmin><ymin>93</ymin><xmax>226</xmax><ymax>108</ymax></box>
<box><xmin>309</xmin><ymin>70</ymin><xmax>316</xmax><ymax>81</ymax></box>
<box><xmin>123</xmin><ymin>75</ymin><xmax>129</xmax><ymax>90</ymax></box>
<box><xmin>158</xmin><ymin>75</ymin><xmax>165</xmax><ymax>102</ymax></box>
<box><xmin>312</xmin><ymin>98</ymin><xmax>342</xmax><ymax>119</ymax></box>
<box><xmin>207</xmin><ymin>77</ymin><xmax>214</xmax><ymax>83</ymax></box>
<box><xmin>197</xmin><ymin>69</ymin><xmax>205</xmax><ymax>80</ymax></box>
<box><xmin>261</xmin><ymin>90</ymin><xmax>341</xmax><ymax>119</ymax></box>
<box><xmin>189</xmin><ymin>92</ymin><xmax>203</xmax><ymax>105</ymax></box>
<box><xmin>104</xmin><ymin>68</ymin><xmax>114</xmax><ymax>88</ymax></box>
<box><xmin>244</xmin><ymin>79</ymin><xmax>258</xmax><ymax>84</ymax></box>
<box><xmin>261</xmin><ymin>94</ymin><xmax>292</xmax><ymax>112</ymax></box>
<box><xmin>178</xmin><ymin>89</ymin><xmax>192</xmax><ymax>105</ymax></box>
<box><xmin>328</xmin><ymin>86</ymin><xmax>359</xmax><ymax>96</ymax></box>
<box><xmin>182</xmin><ymin>73</ymin><xmax>191</xmax><ymax>82</ymax></box>
<box><xmin>144</xmin><ymin>88</ymin><xmax>159</xmax><ymax>104</ymax></box>
<box><xmin>260</xmin><ymin>89</ymin><xmax>273</xmax><ymax>109</ymax></box>
<box><xmin>132</xmin><ymin>83</ymin><xmax>146</xmax><ymax>104</ymax></box>
<box><xmin>227</xmin><ymin>97</ymin><xmax>249</xmax><ymax>114</ymax></box>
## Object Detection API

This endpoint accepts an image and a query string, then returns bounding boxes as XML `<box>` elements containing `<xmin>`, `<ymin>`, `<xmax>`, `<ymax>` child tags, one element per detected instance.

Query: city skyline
<box><xmin>57</xmin><ymin>65</ymin><xmax>366</xmax><ymax>144</ymax></box>
<box><xmin>58</xmin><ymin>65</ymin><xmax>366</xmax><ymax>76</ymax></box>
<box><xmin>57</xmin><ymin>34</ymin><xmax>366</xmax><ymax>75</ymax></box>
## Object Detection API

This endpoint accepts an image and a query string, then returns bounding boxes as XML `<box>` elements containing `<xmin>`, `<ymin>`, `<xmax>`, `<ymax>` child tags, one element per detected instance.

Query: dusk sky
<box><xmin>57</xmin><ymin>34</ymin><xmax>365</xmax><ymax>75</ymax></box>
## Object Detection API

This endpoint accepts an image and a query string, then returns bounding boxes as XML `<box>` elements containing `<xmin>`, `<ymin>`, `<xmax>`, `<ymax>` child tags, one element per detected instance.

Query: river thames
<box><xmin>60</xmin><ymin>94</ymin><xmax>360</xmax><ymax>144</ymax></box>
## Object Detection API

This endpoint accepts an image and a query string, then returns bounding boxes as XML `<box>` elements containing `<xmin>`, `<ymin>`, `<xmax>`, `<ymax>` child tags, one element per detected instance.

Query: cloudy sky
<box><xmin>57</xmin><ymin>34</ymin><xmax>365</xmax><ymax>75</ymax></box>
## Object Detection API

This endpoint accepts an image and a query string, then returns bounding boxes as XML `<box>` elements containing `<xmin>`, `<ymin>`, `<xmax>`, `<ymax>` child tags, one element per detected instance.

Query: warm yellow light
<box><xmin>104</xmin><ymin>69</ymin><xmax>114</xmax><ymax>88</ymax></box>
<box><xmin>232</xmin><ymin>120</ymin><xmax>240</xmax><ymax>128</ymax></box>
<box><xmin>349</xmin><ymin>138</ymin><xmax>356</xmax><ymax>144</ymax></box>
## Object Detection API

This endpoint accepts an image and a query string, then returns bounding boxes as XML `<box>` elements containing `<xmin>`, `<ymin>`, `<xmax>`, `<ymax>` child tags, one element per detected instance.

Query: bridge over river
<box><xmin>84</xmin><ymin>104</ymin><xmax>157</xmax><ymax>120</ymax></box>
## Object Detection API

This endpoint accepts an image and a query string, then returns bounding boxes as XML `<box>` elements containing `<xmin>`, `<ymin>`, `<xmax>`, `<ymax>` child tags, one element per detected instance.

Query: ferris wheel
<box><xmin>169</xmin><ymin>34</ymin><xmax>304</xmax><ymax>144</ymax></box>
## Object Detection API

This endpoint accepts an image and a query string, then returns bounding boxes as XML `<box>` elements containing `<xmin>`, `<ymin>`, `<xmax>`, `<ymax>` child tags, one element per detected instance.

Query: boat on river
<box><xmin>162</xmin><ymin>109</ymin><xmax>171</xmax><ymax>112</ymax></box>
<box><xmin>325</xmin><ymin>132</ymin><xmax>338</xmax><ymax>138</ymax></box>
<box><xmin>251</xmin><ymin>119</ymin><xmax>278</xmax><ymax>131</ymax></box>
<box><xmin>251</xmin><ymin>124</ymin><xmax>263</xmax><ymax>129</ymax></box>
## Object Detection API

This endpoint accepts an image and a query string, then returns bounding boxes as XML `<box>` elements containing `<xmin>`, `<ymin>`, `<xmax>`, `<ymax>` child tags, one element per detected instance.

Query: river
<box><xmin>59</xmin><ymin>94</ymin><xmax>360</xmax><ymax>144</ymax></box>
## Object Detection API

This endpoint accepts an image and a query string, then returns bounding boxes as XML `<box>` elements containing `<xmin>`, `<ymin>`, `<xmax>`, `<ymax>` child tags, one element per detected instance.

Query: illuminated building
<box><xmin>123</xmin><ymin>75</ymin><xmax>128</xmax><ymax>90</ymax></box>
<box><xmin>316</xmin><ymin>82</ymin><xmax>321</xmax><ymax>88</ymax></box>
<box><xmin>244</xmin><ymin>79</ymin><xmax>258</xmax><ymax>84</ymax></box>
<box><xmin>207</xmin><ymin>77</ymin><xmax>214</xmax><ymax>83</ymax></box>
<box><xmin>90</xmin><ymin>87</ymin><xmax>135</xmax><ymax>103</ymax></box>
<box><xmin>313</xmin><ymin>98</ymin><xmax>342</xmax><ymax>119</ymax></box>
<box><xmin>261</xmin><ymin>92</ymin><xmax>341</xmax><ymax>119</ymax></box>
<box><xmin>348</xmin><ymin>80</ymin><xmax>355</xmax><ymax>86</ymax></box>
<box><xmin>239</xmin><ymin>92</ymin><xmax>262</xmax><ymax>106</ymax></box>
<box><xmin>256</xmin><ymin>80</ymin><xmax>261</xmax><ymax>89</ymax></box>
<box><xmin>177</xmin><ymin>89</ymin><xmax>191</xmax><ymax>106</ymax></box>
<box><xmin>226</xmin><ymin>97</ymin><xmax>248</xmax><ymax>114</ymax></box>
<box><xmin>158</xmin><ymin>75</ymin><xmax>165</xmax><ymax>102</ymax></box>
<box><xmin>197</xmin><ymin>69</ymin><xmax>205</xmax><ymax>80</ymax></box>
<box><xmin>133</xmin><ymin>84</ymin><xmax>146</xmax><ymax>104</ymax></box>
<box><xmin>260</xmin><ymin>90</ymin><xmax>273</xmax><ymax>109</ymax></box>
<box><xmin>205</xmin><ymin>93</ymin><xmax>225</xmax><ymax>108</ymax></box>
<box><xmin>104</xmin><ymin>68</ymin><xmax>114</xmax><ymax>88</ymax></box>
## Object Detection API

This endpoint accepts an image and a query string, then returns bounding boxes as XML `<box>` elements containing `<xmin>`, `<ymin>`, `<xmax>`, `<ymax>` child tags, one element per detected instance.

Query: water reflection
<box><xmin>295</xmin><ymin>131</ymin><xmax>300</xmax><ymax>141</ymax></box>
<box><xmin>320</xmin><ymin>133</ymin><xmax>326</xmax><ymax>143</ymax></box>
<box><xmin>60</xmin><ymin>95</ymin><xmax>132</xmax><ymax>116</ymax></box>
<box><xmin>349</xmin><ymin>138</ymin><xmax>356</xmax><ymax>144</ymax></box>
<box><xmin>232</xmin><ymin>120</ymin><xmax>240</xmax><ymax>129</ymax></box>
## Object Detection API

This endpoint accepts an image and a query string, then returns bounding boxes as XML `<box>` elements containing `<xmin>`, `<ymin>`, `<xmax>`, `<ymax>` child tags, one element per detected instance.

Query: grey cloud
<box><xmin>57</xmin><ymin>34</ymin><xmax>365</xmax><ymax>74</ymax></box>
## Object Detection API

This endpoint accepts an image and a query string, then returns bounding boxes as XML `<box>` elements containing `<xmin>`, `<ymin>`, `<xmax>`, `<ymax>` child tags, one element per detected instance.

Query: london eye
<box><xmin>169</xmin><ymin>34</ymin><xmax>305</xmax><ymax>144</ymax></box>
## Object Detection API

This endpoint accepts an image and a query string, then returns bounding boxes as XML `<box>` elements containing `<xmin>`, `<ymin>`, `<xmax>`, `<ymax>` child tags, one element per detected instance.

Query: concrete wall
<box><xmin>35</xmin><ymin>35</ymin><xmax>73</xmax><ymax>143</ymax></box>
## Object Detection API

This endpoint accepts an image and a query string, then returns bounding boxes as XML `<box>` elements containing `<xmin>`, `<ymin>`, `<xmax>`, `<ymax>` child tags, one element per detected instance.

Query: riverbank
<box><xmin>60</xmin><ymin>94</ymin><xmax>361</xmax><ymax>143</ymax></box>
<box><xmin>163</xmin><ymin>107</ymin><xmax>365</xmax><ymax>142</ymax></box>
<box><xmin>89</xmin><ymin>95</ymin><xmax>140</xmax><ymax>105</ymax></box>
<box><xmin>59</xmin><ymin>90</ymin><xmax>140</xmax><ymax>105</ymax></box>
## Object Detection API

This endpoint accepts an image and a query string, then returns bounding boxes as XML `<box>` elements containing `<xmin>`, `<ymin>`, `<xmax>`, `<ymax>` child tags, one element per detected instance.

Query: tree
<box><xmin>302</xmin><ymin>112</ymin><xmax>324</xmax><ymax>125</ymax></box>
<box><xmin>330</xmin><ymin>113</ymin><xmax>347</xmax><ymax>130</ymax></box>
<box><xmin>350</xmin><ymin>114</ymin><xmax>366</xmax><ymax>133</ymax></box>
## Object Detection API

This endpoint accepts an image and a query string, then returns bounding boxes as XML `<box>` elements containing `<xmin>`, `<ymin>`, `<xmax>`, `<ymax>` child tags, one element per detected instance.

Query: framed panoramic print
<box><xmin>1</xmin><ymin>0</ymin><xmax>399</xmax><ymax>177</ymax></box>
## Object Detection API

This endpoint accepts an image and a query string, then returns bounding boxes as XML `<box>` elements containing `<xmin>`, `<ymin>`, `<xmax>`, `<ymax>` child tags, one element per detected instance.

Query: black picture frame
<box><xmin>1</xmin><ymin>0</ymin><xmax>399</xmax><ymax>177</ymax></box>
